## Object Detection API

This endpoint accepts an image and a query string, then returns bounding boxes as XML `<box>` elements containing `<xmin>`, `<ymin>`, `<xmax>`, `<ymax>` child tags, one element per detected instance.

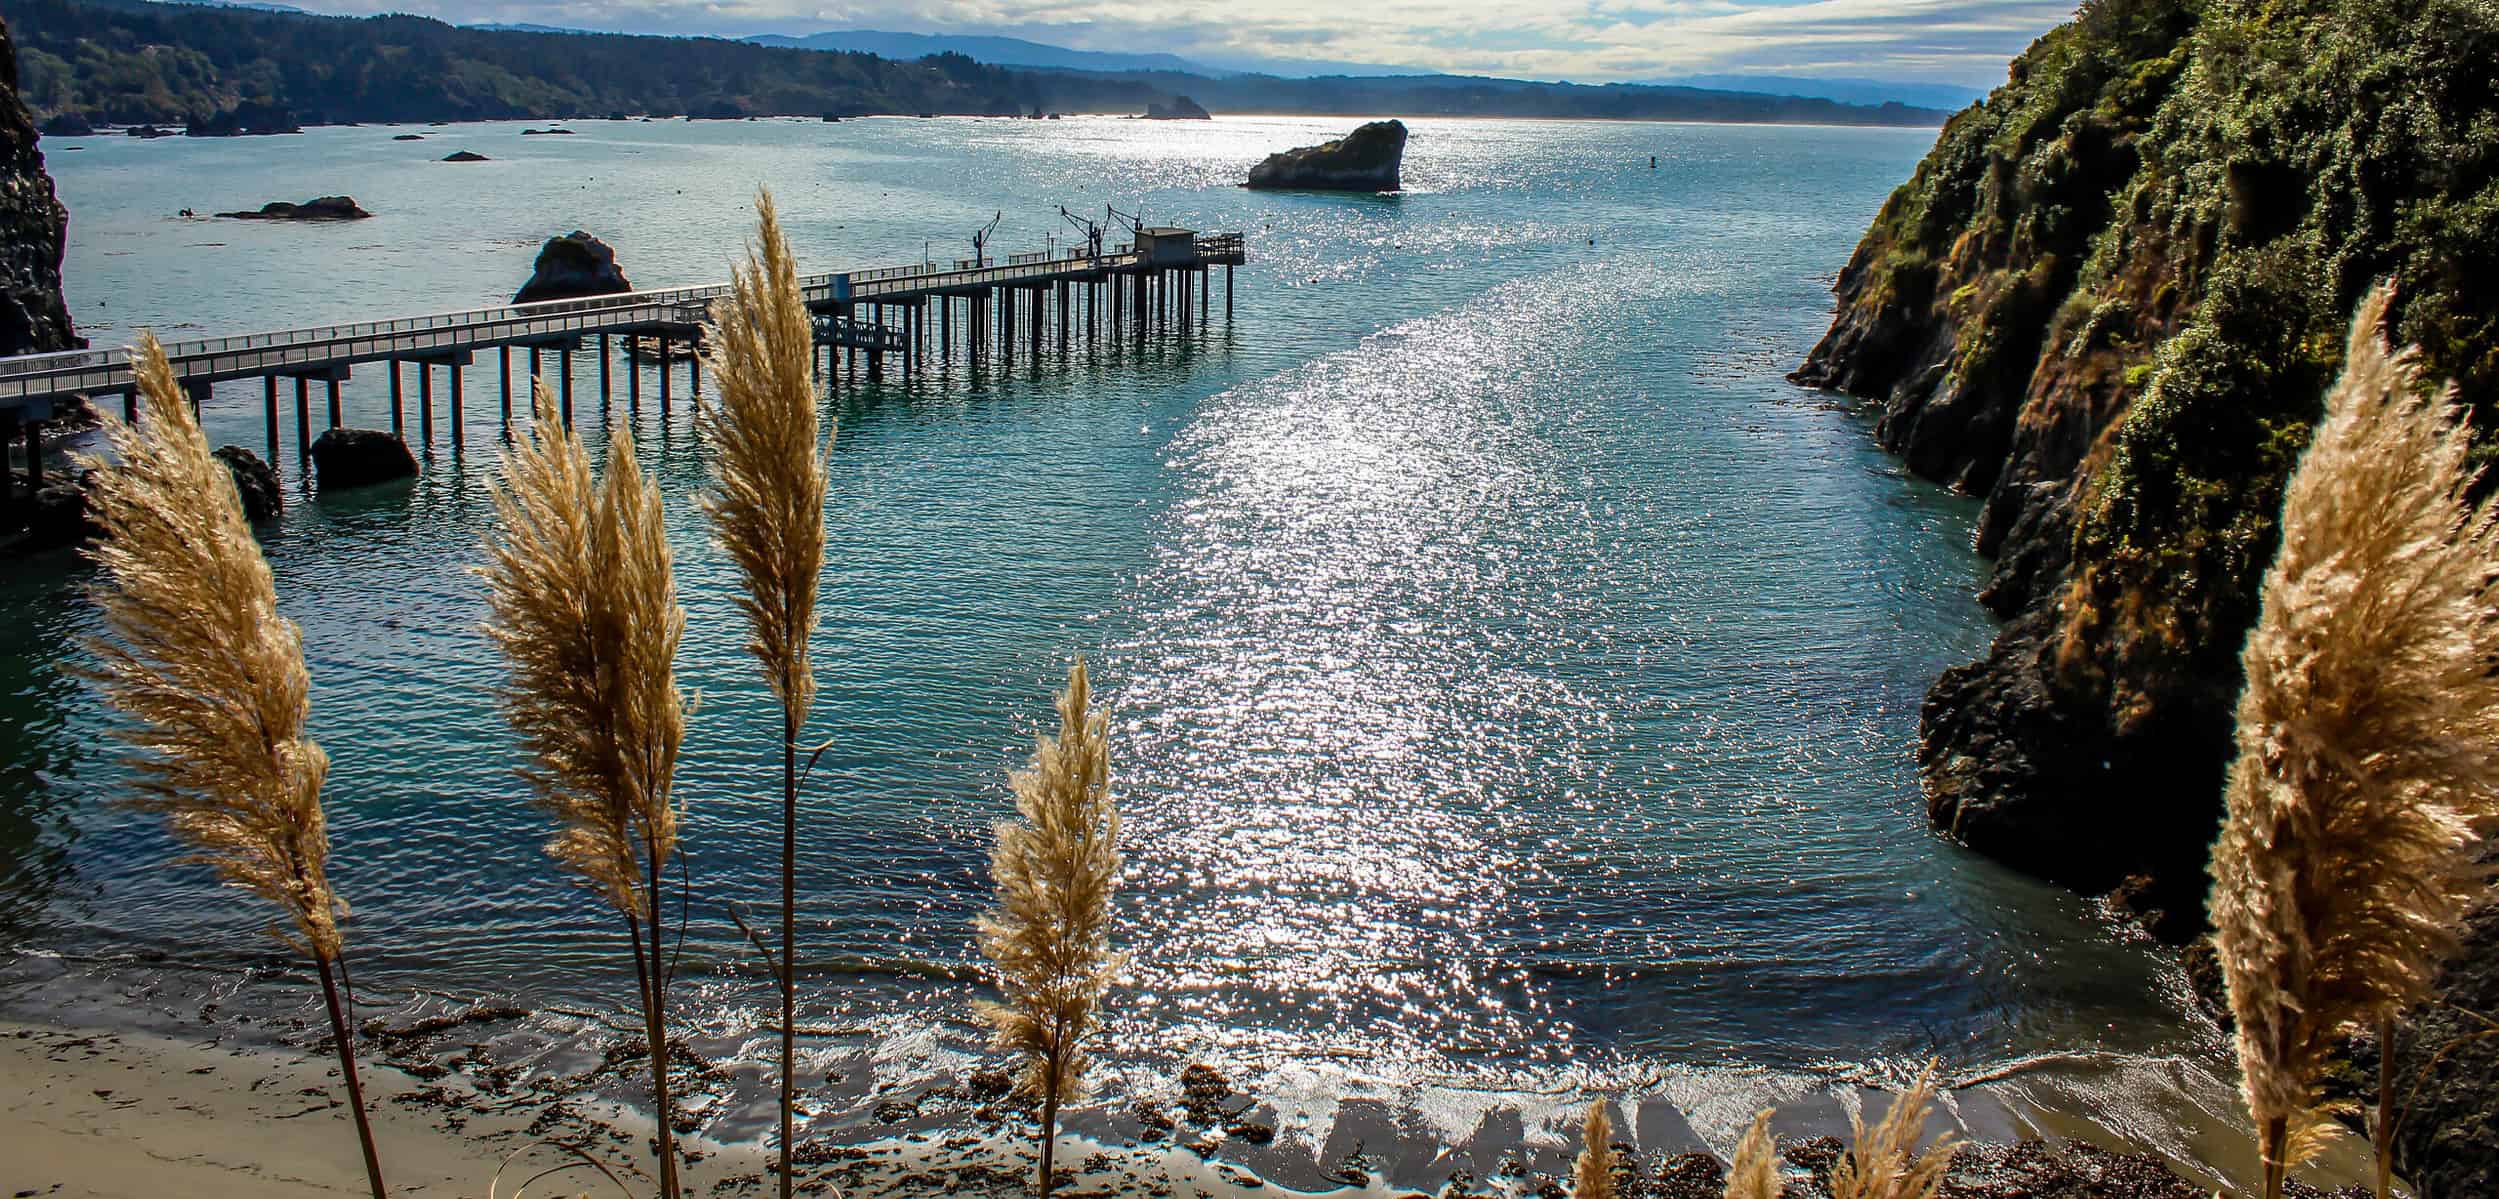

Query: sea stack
<box><xmin>513</xmin><ymin>230</ymin><xmax>632</xmax><ymax>304</ymax></box>
<box><xmin>1244</xmin><ymin>120</ymin><xmax>1406</xmax><ymax>192</ymax></box>
<box><xmin>1144</xmin><ymin>96</ymin><xmax>1212</xmax><ymax>120</ymax></box>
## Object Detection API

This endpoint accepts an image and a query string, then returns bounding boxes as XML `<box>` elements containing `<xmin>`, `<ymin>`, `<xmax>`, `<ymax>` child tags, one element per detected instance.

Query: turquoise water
<box><xmin>8</xmin><ymin>116</ymin><xmax>2215</xmax><ymax>1150</ymax></box>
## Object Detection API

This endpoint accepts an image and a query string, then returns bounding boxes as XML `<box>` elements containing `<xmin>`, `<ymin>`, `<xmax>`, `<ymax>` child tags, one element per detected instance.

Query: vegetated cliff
<box><xmin>1795</xmin><ymin>1</ymin><xmax>2498</xmax><ymax>1189</ymax></box>
<box><xmin>0</xmin><ymin>14</ymin><xmax>76</xmax><ymax>357</ymax></box>
<box><xmin>1795</xmin><ymin>0</ymin><xmax>2499</xmax><ymax>930</ymax></box>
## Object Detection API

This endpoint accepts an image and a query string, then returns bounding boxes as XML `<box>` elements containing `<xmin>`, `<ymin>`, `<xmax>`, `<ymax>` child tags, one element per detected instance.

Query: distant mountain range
<box><xmin>1647</xmin><ymin>74</ymin><xmax>1990</xmax><ymax>111</ymax></box>
<box><xmin>14</xmin><ymin>0</ymin><xmax>1959</xmax><ymax>128</ymax></box>
<box><xmin>747</xmin><ymin>31</ymin><xmax>1210</xmax><ymax>77</ymax></box>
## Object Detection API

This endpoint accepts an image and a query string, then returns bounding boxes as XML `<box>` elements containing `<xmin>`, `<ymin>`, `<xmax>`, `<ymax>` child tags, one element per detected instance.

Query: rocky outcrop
<box><xmin>309</xmin><ymin>428</ymin><xmax>417</xmax><ymax>492</ymax></box>
<box><xmin>513</xmin><ymin>230</ymin><xmax>631</xmax><ymax>304</ymax></box>
<box><xmin>1245</xmin><ymin>120</ymin><xmax>1405</xmax><ymax>191</ymax></box>
<box><xmin>1144</xmin><ymin>96</ymin><xmax>1210</xmax><ymax>120</ymax></box>
<box><xmin>37</xmin><ymin>111</ymin><xmax>92</xmax><ymax>137</ymax></box>
<box><xmin>215</xmin><ymin>196</ymin><xmax>373</xmax><ymax>220</ymax></box>
<box><xmin>213</xmin><ymin>446</ymin><xmax>281</xmax><ymax>522</ymax></box>
<box><xmin>441</xmin><ymin>150</ymin><xmax>489</xmax><ymax>162</ymax></box>
<box><xmin>185</xmin><ymin>101</ymin><xmax>298</xmax><ymax>137</ymax></box>
<box><xmin>0</xmin><ymin>17</ymin><xmax>81</xmax><ymax>359</ymax></box>
<box><xmin>1795</xmin><ymin>1</ymin><xmax>2499</xmax><ymax>1187</ymax></box>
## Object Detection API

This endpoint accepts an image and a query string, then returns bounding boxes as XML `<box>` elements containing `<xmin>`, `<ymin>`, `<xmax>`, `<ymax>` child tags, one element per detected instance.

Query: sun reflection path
<box><xmin>1110</xmin><ymin>273</ymin><xmax>1626</xmax><ymax>1076</ymax></box>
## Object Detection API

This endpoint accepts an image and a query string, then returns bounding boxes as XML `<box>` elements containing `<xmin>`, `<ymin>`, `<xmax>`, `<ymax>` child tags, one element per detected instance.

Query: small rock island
<box><xmin>214</xmin><ymin>195</ymin><xmax>373</xmax><ymax>220</ymax></box>
<box><xmin>1144</xmin><ymin>96</ymin><xmax>1211</xmax><ymax>120</ymax></box>
<box><xmin>1244</xmin><ymin>120</ymin><xmax>1406</xmax><ymax>192</ymax></box>
<box><xmin>513</xmin><ymin>230</ymin><xmax>632</xmax><ymax>304</ymax></box>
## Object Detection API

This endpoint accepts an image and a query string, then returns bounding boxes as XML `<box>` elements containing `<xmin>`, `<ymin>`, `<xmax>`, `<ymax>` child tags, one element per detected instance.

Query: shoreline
<box><xmin>0</xmin><ymin>963</ymin><xmax>2395</xmax><ymax>1199</ymax></box>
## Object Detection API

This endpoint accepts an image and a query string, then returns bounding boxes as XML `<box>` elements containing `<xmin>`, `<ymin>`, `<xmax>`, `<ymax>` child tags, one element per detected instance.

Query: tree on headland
<box><xmin>2210</xmin><ymin>283</ymin><xmax>2499</xmax><ymax>1199</ymax></box>
<box><xmin>479</xmin><ymin>383</ymin><xmax>690</xmax><ymax>1199</ymax></box>
<box><xmin>80</xmin><ymin>332</ymin><xmax>388</xmax><ymax>1199</ymax></box>
<box><xmin>975</xmin><ymin>659</ymin><xmax>1124</xmax><ymax>1196</ymax></box>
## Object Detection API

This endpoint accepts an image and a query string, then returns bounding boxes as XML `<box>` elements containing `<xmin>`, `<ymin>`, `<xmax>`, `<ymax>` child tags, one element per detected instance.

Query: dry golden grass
<box><xmin>1828</xmin><ymin>1062</ymin><xmax>1952</xmax><ymax>1199</ymax></box>
<box><xmin>700</xmin><ymin>186</ymin><xmax>827</xmax><ymax>729</ymax></box>
<box><xmin>2211</xmin><ymin>283</ymin><xmax>2499</xmax><ymax>1198</ymax></box>
<box><xmin>698</xmin><ymin>186</ymin><xmax>832</xmax><ymax>1199</ymax></box>
<box><xmin>479</xmin><ymin>381</ymin><xmax>688</xmax><ymax>1198</ymax></box>
<box><xmin>1722</xmin><ymin>1109</ymin><xmax>1781</xmax><ymax>1199</ymax></box>
<box><xmin>975</xmin><ymin>659</ymin><xmax>1125</xmax><ymax>1196</ymax></box>
<box><xmin>1571</xmin><ymin>1099</ymin><xmax>1615</xmax><ymax>1199</ymax></box>
<box><xmin>83</xmin><ymin>333</ymin><xmax>342</xmax><ymax>962</ymax></box>
<box><xmin>83</xmin><ymin>332</ymin><xmax>387</xmax><ymax>1197</ymax></box>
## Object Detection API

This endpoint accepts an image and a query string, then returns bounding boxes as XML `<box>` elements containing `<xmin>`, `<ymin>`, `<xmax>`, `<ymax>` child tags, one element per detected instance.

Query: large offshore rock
<box><xmin>16</xmin><ymin>469</ymin><xmax>98</xmax><ymax>551</ymax></box>
<box><xmin>310</xmin><ymin>428</ymin><xmax>417</xmax><ymax>492</ymax></box>
<box><xmin>1245</xmin><ymin>120</ymin><xmax>1405</xmax><ymax>191</ymax></box>
<box><xmin>36</xmin><ymin>111</ymin><xmax>91</xmax><ymax>137</ymax></box>
<box><xmin>513</xmin><ymin>230</ymin><xmax>632</xmax><ymax>304</ymax></box>
<box><xmin>1144</xmin><ymin>96</ymin><xmax>1211</xmax><ymax>120</ymax></box>
<box><xmin>213</xmin><ymin>445</ymin><xmax>282</xmax><ymax>522</ymax></box>
<box><xmin>215</xmin><ymin>196</ymin><xmax>373</xmax><ymax>220</ymax></box>
<box><xmin>0</xmin><ymin>19</ymin><xmax>81</xmax><ymax>358</ymax></box>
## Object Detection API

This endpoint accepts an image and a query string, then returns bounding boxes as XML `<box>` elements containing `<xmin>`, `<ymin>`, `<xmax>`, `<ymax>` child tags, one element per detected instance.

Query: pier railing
<box><xmin>0</xmin><ymin>230</ymin><xmax>1242</xmax><ymax>409</ymax></box>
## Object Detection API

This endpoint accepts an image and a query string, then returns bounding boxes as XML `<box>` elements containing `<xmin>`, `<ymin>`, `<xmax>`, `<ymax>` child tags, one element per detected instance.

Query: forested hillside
<box><xmin>5</xmin><ymin>0</ymin><xmax>1945</xmax><ymax>127</ymax></box>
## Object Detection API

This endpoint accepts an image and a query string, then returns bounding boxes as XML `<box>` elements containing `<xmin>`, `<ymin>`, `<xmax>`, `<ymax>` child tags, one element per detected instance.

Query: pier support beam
<box><xmin>627</xmin><ymin>336</ymin><xmax>641</xmax><ymax>412</ymax></box>
<box><xmin>500</xmin><ymin>346</ymin><xmax>514</xmax><ymax>426</ymax></box>
<box><xmin>264</xmin><ymin>377</ymin><xmax>280</xmax><ymax>464</ymax></box>
<box><xmin>389</xmin><ymin>361</ymin><xmax>404</xmax><ymax>435</ymax></box>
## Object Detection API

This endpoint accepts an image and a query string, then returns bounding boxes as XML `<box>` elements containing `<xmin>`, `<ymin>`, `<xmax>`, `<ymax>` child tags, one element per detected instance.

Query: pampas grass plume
<box><xmin>976</xmin><ymin>658</ymin><xmax>1124</xmax><ymax>1196</ymax></box>
<box><xmin>83</xmin><ymin>332</ymin><xmax>386</xmax><ymax>1197</ymax></box>
<box><xmin>1829</xmin><ymin>1062</ymin><xmax>1952</xmax><ymax>1199</ymax></box>
<box><xmin>480</xmin><ymin>381</ymin><xmax>688</xmax><ymax>1198</ymax></box>
<box><xmin>1572</xmin><ymin>1099</ymin><xmax>1615</xmax><ymax>1199</ymax></box>
<box><xmin>1723</xmin><ymin>1109</ymin><xmax>1781</xmax><ymax>1199</ymax></box>
<box><xmin>2210</xmin><ymin>282</ymin><xmax>2499</xmax><ymax>1197</ymax></box>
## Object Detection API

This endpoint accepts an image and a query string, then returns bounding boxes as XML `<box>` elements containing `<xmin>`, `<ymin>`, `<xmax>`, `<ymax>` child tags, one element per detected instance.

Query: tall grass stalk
<box><xmin>2211</xmin><ymin>282</ymin><xmax>2499</xmax><ymax>1199</ymax></box>
<box><xmin>975</xmin><ymin>659</ymin><xmax>1124</xmax><ymax>1197</ymax></box>
<box><xmin>80</xmin><ymin>333</ymin><xmax>386</xmax><ymax>1199</ymax></box>
<box><xmin>1829</xmin><ymin>1062</ymin><xmax>1951</xmax><ymax>1199</ymax></box>
<box><xmin>1571</xmin><ymin>1099</ymin><xmax>1615</xmax><ymax>1199</ymax></box>
<box><xmin>1722</xmin><ymin>1109</ymin><xmax>1780</xmax><ymax>1199</ymax></box>
<box><xmin>699</xmin><ymin>186</ymin><xmax>829</xmax><ymax>1199</ymax></box>
<box><xmin>481</xmin><ymin>384</ymin><xmax>689</xmax><ymax>1198</ymax></box>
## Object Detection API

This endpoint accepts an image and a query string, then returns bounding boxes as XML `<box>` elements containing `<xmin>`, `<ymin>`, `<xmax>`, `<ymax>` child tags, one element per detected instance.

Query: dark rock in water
<box><xmin>1</xmin><ymin>23</ymin><xmax>82</xmax><ymax>358</ymax></box>
<box><xmin>18</xmin><ymin>469</ymin><xmax>99</xmax><ymax>551</ymax></box>
<box><xmin>1144</xmin><ymin>96</ymin><xmax>1211</xmax><ymax>120</ymax></box>
<box><xmin>520</xmin><ymin>127</ymin><xmax>575</xmax><ymax>135</ymax></box>
<box><xmin>1245</xmin><ymin>120</ymin><xmax>1405</xmax><ymax>191</ymax></box>
<box><xmin>688</xmin><ymin>100</ymin><xmax>748</xmax><ymax>120</ymax></box>
<box><xmin>391</xmin><ymin>133</ymin><xmax>425</xmax><ymax>141</ymax></box>
<box><xmin>215</xmin><ymin>196</ymin><xmax>373</xmax><ymax>220</ymax></box>
<box><xmin>441</xmin><ymin>150</ymin><xmax>489</xmax><ymax>162</ymax></box>
<box><xmin>127</xmin><ymin>124</ymin><xmax>172</xmax><ymax>139</ymax></box>
<box><xmin>214</xmin><ymin>446</ymin><xmax>282</xmax><ymax>522</ymax></box>
<box><xmin>38</xmin><ymin>111</ymin><xmax>92</xmax><ymax>137</ymax></box>
<box><xmin>309</xmin><ymin>428</ymin><xmax>418</xmax><ymax>492</ymax></box>
<box><xmin>514</xmin><ymin>230</ymin><xmax>632</xmax><ymax>304</ymax></box>
<box><xmin>186</xmin><ymin>101</ymin><xmax>299</xmax><ymax>137</ymax></box>
<box><xmin>821</xmin><ymin>113</ymin><xmax>842</xmax><ymax>122</ymax></box>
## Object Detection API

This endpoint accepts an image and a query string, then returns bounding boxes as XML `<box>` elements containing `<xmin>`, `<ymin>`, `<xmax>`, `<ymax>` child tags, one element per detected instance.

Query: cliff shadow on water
<box><xmin>1792</xmin><ymin>0</ymin><xmax>2499</xmax><ymax>1192</ymax></box>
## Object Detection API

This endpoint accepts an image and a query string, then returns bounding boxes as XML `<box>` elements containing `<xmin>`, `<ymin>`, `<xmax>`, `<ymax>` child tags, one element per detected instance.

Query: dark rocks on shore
<box><xmin>441</xmin><ymin>150</ymin><xmax>490</xmax><ymax>162</ymax></box>
<box><xmin>1</xmin><ymin>22</ymin><xmax>82</xmax><ymax>359</ymax></box>
<box><xmin>215</xmin><ymin>196</ymin><xmax>374</xmax><ymax>221</ymax></box>
<box><xmin>392</xmin><ymin>133</ymin><xmax>425</xmax><ymax>141</ymax></box>
<box><xmin>513</xmin><ymin>230</ymin><xmax>632</xmax><ymax>304</ymax></box>
<box><xmin>520</xmin><ymin>127</ymin><xmax>575</xmax><ymax>135</ymax></box>
<box><xmin>185</xmin><ymin>102</ymin><xmax>300</xmax><ymax>137</ymax></box>
<box><xmin>1245</xmin><ymin>119</ymin><xmax>1406</xmax><ymax>191</ymax></box>
<box><xmin>37</xmin><ymin>111</ymin><xmax>92</xmax><ymax>137</ymax></box>
<box><xmin>310</xmin><ymin>428</ymin><xmax>418</xmax><ymax>492</ymax></box>
<box><xmin>17</xmin><ymin>469</ymin><xmax>100</xmax><ymax>551</ymax></box>
<box><xmin>213</xmin><ymin>446</ymin><xmax>282</xmax><ymax>522</ymax></box>
<box><xmin>1144</xmin><ymin>96</ymin><xmax>1211</xmax><ymax>120</ymax></box>
<box><xmin>126</xmin><ymin>124</ymin><xmax>172</xmax><ymax>139</ymax></box>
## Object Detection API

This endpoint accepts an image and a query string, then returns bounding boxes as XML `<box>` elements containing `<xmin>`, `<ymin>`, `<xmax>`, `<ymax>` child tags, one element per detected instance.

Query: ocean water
<box><xmin>6</xmin><ymin>115</ymin><xmax>2241</xmax><ymax>1178</ymax></box>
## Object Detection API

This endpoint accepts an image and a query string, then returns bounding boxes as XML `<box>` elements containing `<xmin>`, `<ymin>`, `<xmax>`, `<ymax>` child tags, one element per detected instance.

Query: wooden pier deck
<box><xmin>0</xmin><ymin>228</ymin><xmax>1244</xmax><ymax>496</ymax></box>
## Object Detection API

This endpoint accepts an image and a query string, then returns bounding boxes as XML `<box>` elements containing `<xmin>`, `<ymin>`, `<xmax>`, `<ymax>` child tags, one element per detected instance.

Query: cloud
<box><xmin>313</xmin><ymin>0</ymin><xmax>2075</xmax><ymax>85</ymax></box>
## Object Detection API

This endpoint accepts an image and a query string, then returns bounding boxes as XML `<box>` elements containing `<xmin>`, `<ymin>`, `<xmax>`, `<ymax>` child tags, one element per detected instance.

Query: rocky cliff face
<box><xmin>1796</xmin><ymin>0</ymin><xmax>2499</xmax><ymax>1188</ymax></box>
<box><xmin>1795</xmin><ymin>0</ymin><xmax>2499</xmax><ymax>930</ymax></box>
<box><xmin>1</xmin><ymin>16</ymin><xmax>79</xmax><ymax>358</ymax></box>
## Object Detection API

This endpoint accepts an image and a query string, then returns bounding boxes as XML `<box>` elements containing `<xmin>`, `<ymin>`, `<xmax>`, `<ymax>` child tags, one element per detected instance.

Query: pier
<box><xmin>0</xmin><ymin>227</ymin><xmax>1244</xmax><ymax>500</ymax></box>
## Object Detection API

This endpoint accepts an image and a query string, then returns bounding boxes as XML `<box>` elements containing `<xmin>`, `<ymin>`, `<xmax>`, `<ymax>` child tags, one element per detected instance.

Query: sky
<box><xmin>296</xmin><ymin>0</ymin><xmax>2080</xmax><ymax>87</ymax></box>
